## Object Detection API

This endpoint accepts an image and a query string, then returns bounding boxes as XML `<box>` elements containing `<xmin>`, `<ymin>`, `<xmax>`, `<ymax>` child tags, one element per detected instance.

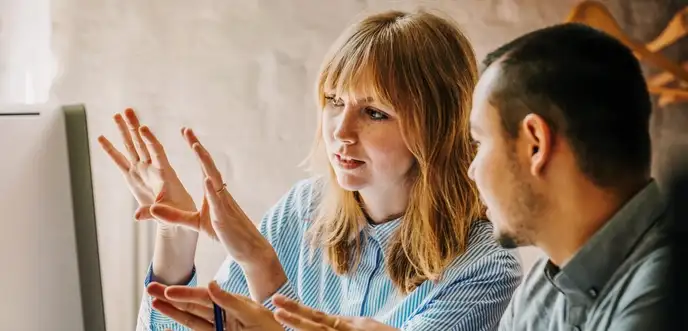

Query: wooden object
<box><xmin>566</xmin><ymin>1</ymin><xmax>688</xmax><ymax>106</ymax></box>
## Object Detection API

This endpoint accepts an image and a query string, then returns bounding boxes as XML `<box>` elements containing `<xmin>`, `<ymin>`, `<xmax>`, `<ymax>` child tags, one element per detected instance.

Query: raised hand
<box><xmin>146</xmin><ymin>132</ymin><xmax>273</xmax><ymax>263</ymax></box>
<box><xmin>147</xmin><ymin>131</ymin><xmax>287</xmax><ymax>302</ymax></box>
<box><xmin>97</xmin><ymin>108</ymin><xmax>196</xmax><ymax>225</ymax></box>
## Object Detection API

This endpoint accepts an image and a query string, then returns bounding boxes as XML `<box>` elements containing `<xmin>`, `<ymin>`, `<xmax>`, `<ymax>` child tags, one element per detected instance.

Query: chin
<box><xmin>493</xmin><ymin>222</ymin><xmax>528</xmax><ymax>249</ymax></box>
<box><xmin>334</xmin><ymin>172</ymin><xmax>369</xmax><ymax>192</ymax></box>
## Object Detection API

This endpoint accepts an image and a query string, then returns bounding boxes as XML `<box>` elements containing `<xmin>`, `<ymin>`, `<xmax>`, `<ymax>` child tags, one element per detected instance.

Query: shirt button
<box><xmin>588</xmin><ymin>288</ymin><xmax>598</xmax><ymax>298</ymax></box>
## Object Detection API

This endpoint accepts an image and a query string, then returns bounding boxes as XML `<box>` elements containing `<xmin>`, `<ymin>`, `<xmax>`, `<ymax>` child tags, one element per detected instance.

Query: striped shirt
<box><xmin>137</xmin><ymin>177</ymin><xmax>523</xmax><ymax>331</ymax></box>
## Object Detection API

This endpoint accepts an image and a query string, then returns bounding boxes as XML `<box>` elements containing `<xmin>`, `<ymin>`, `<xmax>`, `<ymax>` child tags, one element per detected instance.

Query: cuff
<box><xmin>140</xmin><ymin>263</ymin><xmax>198</xmax><ymax>330</ymax></box>
<box><xmin>262</xmin><ymin>280</ymin><xmax>298</xmax><ymax>311</ymax></box>
<box><xmin>144</xmin><ymin>263</ymin><xmax>198</xmax><ymax>287</ymax></box>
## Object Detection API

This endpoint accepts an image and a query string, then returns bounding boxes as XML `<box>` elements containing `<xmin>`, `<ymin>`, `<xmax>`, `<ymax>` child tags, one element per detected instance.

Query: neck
<box><xmin>536</xmin><ymin>177</ymin><xmax>649</xmax><ymax>267</ymax></box>
<box><xmin>358</xmin><ymin>182</ymin><xmax>410</xmax><ymax>224</ymax></box>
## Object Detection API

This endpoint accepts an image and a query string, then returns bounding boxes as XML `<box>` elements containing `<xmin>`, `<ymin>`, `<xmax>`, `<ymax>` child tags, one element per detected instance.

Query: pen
<box><xmin>213</xmin><ymin>302</ymin><xmax>225</xmax><ymax>331</ymax></box>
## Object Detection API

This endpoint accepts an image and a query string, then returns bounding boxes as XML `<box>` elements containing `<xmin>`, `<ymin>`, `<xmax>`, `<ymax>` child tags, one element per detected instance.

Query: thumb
<box><xmin>150</xmin><ymin>203</ymin><xmax>201</xmax><ymax>230</ymax></box>
<box><xmin>134</xmin><ymin>205</ymin><xmax>154</xmax><ymax>221</ymax></box>
<box><xmin>207</xmin><ymin>281</ymin><xmax>258</xmax><ymax>322</ymax></box>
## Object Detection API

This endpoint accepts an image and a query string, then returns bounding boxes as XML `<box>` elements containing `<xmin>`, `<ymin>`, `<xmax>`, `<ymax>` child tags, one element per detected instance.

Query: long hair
<box><xmin>303</xmin><ymin>9</ymin><xmax>483</xmax><ymax>293</ymax></box>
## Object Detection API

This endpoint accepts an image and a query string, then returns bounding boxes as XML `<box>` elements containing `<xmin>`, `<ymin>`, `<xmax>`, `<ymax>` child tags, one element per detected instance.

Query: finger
<box><xmin>114</xmin><ymin>113</ymin><xmax>140</xmax><ymax>162</ymax></box>
<box><xmin>274</xmin><ymin>309</ymin><xmax>343</xmax><ymax>331</ymax></box>
<box><xmin>182</xmin><ymin>127</ymin><xmax>213</xmax><ymax>192</ymax></box>
<box><xmin>273</xmin><ymin>295</ymin><xmax>341</xmax><ymax>327</ymax></box>
<box><xmin>203</xmin><ymin>177</ymin><xmax>223</xmax><ymax>218</ymax></box>
<box><xmin>203</xmin><ymin>178</ymin><xmax>232</xmax><ymax>239</ymax></box>
<box><xmin>139</xmin><ymin>125</ymin><xmax>171</xmax><ymax>168</ymax></box>
<box><xmin>149</xmin><ymin>284</ymin><xmax>215</xmax><ymax>322</ymax></box>
<box><xmin>192</xmin><ymin>142</ymin><xmax>225</xmax><ymax>191</ymax></box>
<box><xmin>225</xmin><ymin>315</ymin><xmax>241</xmax><ymax>331</ymax></box>
<box><xmin>197</xmin><ymin>196</ymin><xmax>218</xmax><ymax>240</ymax></box>
<box><xmin>97</xmin><ymin>135</ymin><xmax>130</xmax><ymax>172</ymax></box>
<box><xmin>151</xmin><ymin>298</ymin><xmax>214</xmax><ymax>331</ymax></box>
<box><xmin>181</xmin><ymin>127</ymin><xmax>201</xmax><ymax>149</ymax></box>
<box><xmin>123</xmin><ymin>108</ymin><xmax>152</xmax><ymax>164</ymax></box>
<box><xmin>207</xmin><ymin>281</ymin><xmax>260</xmax><ymax>322</ymax></box>
<box><xmin>164</xmin><ymin>286</ymin><xmax>213</xmax><ymax>308</ymax></box>
<box><xmin>171</xmin><ymin>300</ymin><xmax>215</xmax><ymax>322</ymax></box>
<box><xmin>150</xmin><ymin>203</ymin><xmax>202</xmax><ymax>230</ymax></box>
<box><xmin>134</xmin><ymin>205</ymin><xmax>154</xmax><ymax>221</ymax></box>
<box><xmin>147</xmin><ymin>282</ymin><xmax>169</xmax><ymax>300</ymax></box>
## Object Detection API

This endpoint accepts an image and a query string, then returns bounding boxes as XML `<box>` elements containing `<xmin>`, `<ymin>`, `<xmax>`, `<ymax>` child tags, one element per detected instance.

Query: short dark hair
<box><xmin>482</xmin><ymin>23</ymin><xmax>652</xmax><ymax>189</ymax></box>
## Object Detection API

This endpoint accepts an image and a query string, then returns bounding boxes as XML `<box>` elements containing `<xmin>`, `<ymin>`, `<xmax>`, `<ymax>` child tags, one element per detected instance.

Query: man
<box><xmin>468</xmin><ymin>23</ymin><xmax>671</xmax><ymax>330</ymax></box>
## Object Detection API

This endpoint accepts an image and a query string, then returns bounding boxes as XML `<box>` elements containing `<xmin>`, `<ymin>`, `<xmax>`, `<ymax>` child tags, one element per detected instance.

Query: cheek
<box><xmin>321</xmin><ymin>115</ymin><xmax>335</xmax><ymax>146</ymax></box>
<box><xmin>365</xmin><ymin>130</ymin><xmax>414</xmax><ymax>171</ymax></box>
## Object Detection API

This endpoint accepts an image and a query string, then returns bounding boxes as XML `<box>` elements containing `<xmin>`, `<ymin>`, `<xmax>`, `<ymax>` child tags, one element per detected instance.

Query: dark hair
<box><xmin>482</xmin><ymin>23</ymin><xmax>652</xmax><ymax>189</ymax></box>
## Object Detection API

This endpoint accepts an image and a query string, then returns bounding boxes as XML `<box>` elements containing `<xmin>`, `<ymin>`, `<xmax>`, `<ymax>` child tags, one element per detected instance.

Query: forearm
<box><xmin>151</xmin><ymin>226</ymin><xmax>199</xmax><ymax>285</ymax></box>
<box><xmin>240</xmin><ymin>249</ymin><xmax>288</xmax><ymax>303</ymax></box>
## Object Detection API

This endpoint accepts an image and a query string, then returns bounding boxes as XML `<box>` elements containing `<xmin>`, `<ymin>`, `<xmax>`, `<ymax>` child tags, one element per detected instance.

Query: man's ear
<box><xmin>520</xmin><ymin>113</ymin><xmax>552</xmax><ymax>177</ymax></box>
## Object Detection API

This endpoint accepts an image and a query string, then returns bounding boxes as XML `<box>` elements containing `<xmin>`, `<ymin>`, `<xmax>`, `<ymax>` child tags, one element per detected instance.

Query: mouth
<box><xmin>335</xmin><ymin>153</ymin><xmax>365</xmax><ymax>170</ymax></box>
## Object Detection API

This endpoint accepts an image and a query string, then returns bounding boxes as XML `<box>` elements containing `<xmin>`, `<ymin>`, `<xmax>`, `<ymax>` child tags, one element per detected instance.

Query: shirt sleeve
<box><xmin>135</xmin><ymin>178</ymin><xmax>317</xmax><ymax>331</ymax></box>
<box><xmin>401</xmin><ymin>249</ymin><xmax>523</xmax><ymax>331</ymax></box>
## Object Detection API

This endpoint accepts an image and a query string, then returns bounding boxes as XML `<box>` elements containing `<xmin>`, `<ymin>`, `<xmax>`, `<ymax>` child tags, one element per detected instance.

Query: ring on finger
<box><xmin>216</xmin><ymin>183</ymin><xmax>227</xmax><ymax>194</ymax></box>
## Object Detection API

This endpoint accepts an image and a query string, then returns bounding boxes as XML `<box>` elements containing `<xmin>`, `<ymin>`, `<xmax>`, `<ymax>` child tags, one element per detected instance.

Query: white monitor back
<box><xmin>0</xmin><ymin>104</ymin><xmax>105</xmax><ymax>331</ymax></box>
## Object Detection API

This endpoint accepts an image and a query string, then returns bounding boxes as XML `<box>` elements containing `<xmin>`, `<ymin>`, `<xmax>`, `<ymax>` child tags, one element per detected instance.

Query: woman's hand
<box><xmin>150</xmin><ymin>281</ymin><xmax>284</xmax><ymax>331</ymax></box>
<box><xmin>97</xmin><ymin>108</ymin><xmax>197</xmax><ymax>225</ymax></box>
<box><xmin>99</xmin><ymin>108</ymin><xmax>202</xmax><ymax>285</ymax></box>
<box><xmin>147</xmin><ymin>130</ymin><xmax>286</xmax><ymax>301</ymax></box>
<box><xmin>272</xmin><ymin>295</ymin><xmax>399</xmax><ymax>331</ymax></box>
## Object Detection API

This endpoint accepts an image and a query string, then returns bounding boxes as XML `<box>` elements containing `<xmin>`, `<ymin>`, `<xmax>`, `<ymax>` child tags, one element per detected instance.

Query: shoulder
<box><xmin>613</xmin><ymin>245</ymin><xmax>671</xmax><ymax>307</ymax></box>
<box><xmin>267</xmin><ymin>176</ymin><xmax>324</xmax><ymax>220</ymax></box>
<box><xmin>258</xmin><ymin>176</ymin><xmax>324</xmax><ymax>242</ymax></box>
<box><xmin>443</xmin><ymin>220</ymin><xmax>523</xmax><ymax>284</ymax></box>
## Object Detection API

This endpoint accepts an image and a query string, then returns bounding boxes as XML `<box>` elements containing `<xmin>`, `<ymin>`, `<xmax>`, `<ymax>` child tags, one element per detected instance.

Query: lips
<box><xmin>335</xmin><ymin>153</ymin><xmax>365</xmax><ymax>169</ymax></box>
<box><xmin>336</xmin><ymin>153</ymin><xmax>362</xmax><ymax>162</ymax></box>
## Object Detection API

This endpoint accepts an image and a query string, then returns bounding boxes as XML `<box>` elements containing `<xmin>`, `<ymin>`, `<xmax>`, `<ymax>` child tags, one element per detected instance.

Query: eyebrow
<box><xmin>324</xmin><ymin>92</ymin><xmax>375</xmax><ymax>104</ymax></box>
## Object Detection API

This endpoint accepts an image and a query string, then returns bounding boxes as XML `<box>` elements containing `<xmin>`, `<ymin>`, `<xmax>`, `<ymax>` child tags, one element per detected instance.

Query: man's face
<box><xmin>468</xmin><ymin>64</ymin><xmax>543</xmax><ymax>248</ymax></box>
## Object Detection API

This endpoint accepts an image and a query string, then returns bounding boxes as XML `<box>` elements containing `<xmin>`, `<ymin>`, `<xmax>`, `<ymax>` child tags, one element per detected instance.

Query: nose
<box><xmin>333</xmin><ymin>107</ymin><xmax>358</xmax><ymax>145</ymax></box>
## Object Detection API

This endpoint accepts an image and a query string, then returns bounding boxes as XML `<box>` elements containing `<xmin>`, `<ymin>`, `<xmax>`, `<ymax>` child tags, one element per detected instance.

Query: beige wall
<box><xmin>19</xmin><ymin>0</ymin><xmax>678</xmax><ymax>329</ymax></box>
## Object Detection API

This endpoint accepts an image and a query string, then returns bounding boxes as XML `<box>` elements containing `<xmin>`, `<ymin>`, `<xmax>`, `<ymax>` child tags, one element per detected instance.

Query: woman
<box><xmin>99</xmin><ymin>9</ymin><xmax>521</xmax><ymax>331</ymax></box>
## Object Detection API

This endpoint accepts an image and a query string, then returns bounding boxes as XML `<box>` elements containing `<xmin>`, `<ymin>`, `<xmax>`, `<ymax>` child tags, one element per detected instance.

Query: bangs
<box><xmin>318</xmin><ymin>30</ymin><xmax>401</xmax><ymax>109</ymax></box>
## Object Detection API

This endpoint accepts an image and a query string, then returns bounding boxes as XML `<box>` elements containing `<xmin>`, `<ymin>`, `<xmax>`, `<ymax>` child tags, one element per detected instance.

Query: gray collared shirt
<box><xmin>499</xmin><ymin>180</ymin><xmax>671</xmax><ymax>331</ymax></box>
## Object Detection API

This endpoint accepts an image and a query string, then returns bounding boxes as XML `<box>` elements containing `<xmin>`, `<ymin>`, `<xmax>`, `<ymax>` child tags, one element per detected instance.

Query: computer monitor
<box><xmin>0</xmin><ymin>104</ymin><xmax>106</xmax><ymax>331</ymax></box>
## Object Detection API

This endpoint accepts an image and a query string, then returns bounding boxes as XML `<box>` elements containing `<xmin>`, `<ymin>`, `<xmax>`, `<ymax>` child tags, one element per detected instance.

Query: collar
<box><xmin>546</xmin><ymin>180</ymin><xmax>667</xmax><ymax>303</ymax></box>
<box><xmin>364</xmin><ymin>217</ymin><xmax>402</xmax><ymax>251</ymax></box>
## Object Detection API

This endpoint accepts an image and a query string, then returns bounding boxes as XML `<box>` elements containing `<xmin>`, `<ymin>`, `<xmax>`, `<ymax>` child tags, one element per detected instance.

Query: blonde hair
<box><xmin>304</xmin><ymin>9</ymin><xmax>483</xmax><ymax>293</ymax></box>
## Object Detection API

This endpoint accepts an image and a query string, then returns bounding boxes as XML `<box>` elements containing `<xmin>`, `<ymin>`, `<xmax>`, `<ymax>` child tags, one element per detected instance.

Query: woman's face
<box><xmin>321</xmin><ymin>90</ymin><xmax>415</xmax><ymax>194</ymax></box>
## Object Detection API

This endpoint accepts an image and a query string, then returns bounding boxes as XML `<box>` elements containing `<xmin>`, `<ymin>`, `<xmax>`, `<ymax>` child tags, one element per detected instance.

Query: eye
<box><xmin>365</xmin><ymin>108</ymin><xmax>388</xmax><ymax>121</ymax></box>
<box><xmin>324</xmin><ymin>95</ymin><xmax>344</xmax><ymax>107</ymax></box>
<box><xmin>470</xmin><ymin>138</ymin><xmax>481</xmax><ymax>149</ymax></box>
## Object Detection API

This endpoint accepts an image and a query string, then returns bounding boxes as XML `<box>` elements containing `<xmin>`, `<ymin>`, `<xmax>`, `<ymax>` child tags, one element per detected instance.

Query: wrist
<box><xmin>240</xmin><ymin>250</ymin><xmax>287</xmax><ymax>302</ymax></box>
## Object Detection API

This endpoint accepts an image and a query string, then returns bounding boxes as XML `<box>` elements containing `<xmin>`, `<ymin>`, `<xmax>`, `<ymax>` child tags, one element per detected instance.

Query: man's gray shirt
<box><xmin>499</xmin><ymin>180</ymin><xmax>671</xmax><ymax>331</ymax></box>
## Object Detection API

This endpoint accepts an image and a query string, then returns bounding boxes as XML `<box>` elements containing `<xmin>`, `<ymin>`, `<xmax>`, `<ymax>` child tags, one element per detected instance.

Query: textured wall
<box><xmin>44</xmin><ymin>0</ymin><xmax>685</xmax><ymax>329</ymax></box>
